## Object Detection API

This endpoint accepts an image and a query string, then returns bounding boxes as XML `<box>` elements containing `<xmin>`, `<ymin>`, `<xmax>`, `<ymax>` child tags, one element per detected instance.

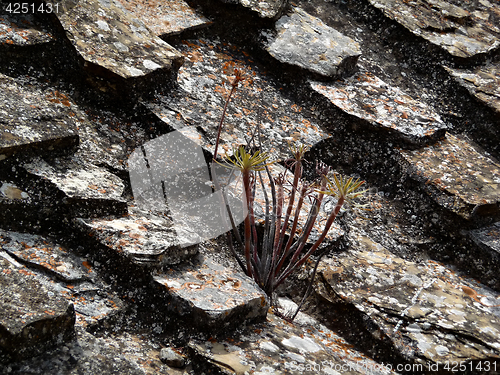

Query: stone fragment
<box><xmin>0</xmin><ymin>14</ymin><xmax>53</xmax><ymax>46</ymax></box>
<box><xmin>398</xmin><ymin>133</ymin><xmax>500</xmax><ymax>219</ymax></box>
<box><xmin>153</xmin><ymin>254</ymin><xmax>268</xmax><ymax>331</ymax></box>
<box><xmin>6</xmin><ymin>330</ymin><xmax>173</xmax><ymax>374</ymax></box>
<box><xmin>266</xmin><ymin>8</ymin><xmax>361</xmax><ymax>77</ymax></box>
<box><xmin>75</xmin><ymin>206</ymin><xmax>198</xmax><ymax>266</ymax></box>
<box><xmin>0</xmin><ymin>231</ymin><xmax>124</xmax><ymax>329</ymax></box>
<box><xmin>445</xmin><ymin>63</ymin><xmax>500</xmax><ymax>114</ymax></box>
<box><xmin>159</xmin><ymin>347</ymin><xmax>185</xmax><ymax>368</ymax></box>
<box><xmin>368</xmin><ymin>0</ymin><xmax>500</xmax><ymax>58</ymax></box>
<box><xmin>0</xmin><ymin>74</ymin><xmax>79</xmax><ymax>160</ymax></box>
<box><xmin>144</xmin><ymin>38</ymin><xmax>329</xmax><ymax>160</ymax></box>
<box><xmin>0</xmin><ymin>257</ymin><xmax>75</xmax><ymax>363</ymax></box>
<box><xmin>311</xmin><ymin>71</ymin><xmax>447</xmax><ymax>145</ymax></box>
<box><xmin>22</xmin><ymin>156</ymin><xmax>127</xmax><ymax>217</ymax></box>
<box><xmin>221</xmin><ymin>0</ymin><xmax>286</xmax><ymax>18</ymax></box>
<box><xmin>56</xmin><ymin>0</ymin><xmax>183</xmax><ymax>88</ymax></box>
<box><xmin>470</xmin><ymin>221</ymin><xmax>500</xmax><ymax>255</ymax></box>
<box><xmin>0</xmin><ymin>229</ymin><xmax>95</xmax><ymax>282</ymax></box>
<box><xmin>189</xmin><ymin>309</ymin><xmax>397</xmax><ymax>374</ymax></box>
<box><xmin>317</xmin><ymin>229</ymin><xmax>500</xmax><ymax>369</ymax></box>
<box><xmin>114</xmin><ymin>0</ymin><xmax>210</xmax><ymax>37</ymax></box>
<box><xmin>0</xmin><ymin>181</ymin><xmax>39</xmax><ymax>232</ymax></box>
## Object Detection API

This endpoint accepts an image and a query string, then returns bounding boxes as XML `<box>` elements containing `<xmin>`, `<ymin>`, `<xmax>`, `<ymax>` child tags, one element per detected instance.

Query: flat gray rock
<box><xmin>75</xmin><ymin>206</ymin><xmax>198</xmax><ymax>266</ymax></box>
<box><xmin>398</xmin><ymin>133</ymin><xmax>500</xmax><ymax>219</ymax></box>
<box><xmin>470</xmin><ymin>222</ymin><xmax>500</xmax><ymax>255</ymax></box>
<box><xmin>0</xmin><ymin>257</ymin><xmax>75</xmax><ymax>363</ymax></box>
<box><xmin>154</xmin><ymin>254</ymin><xmax>268</xmax><ymax>331</ymax></box>
<box><xmin>56</xmin><ymin>0</ymin><xmax>183</xmax><ymax>80</ymax></box>
<box><xmin>368</xmin><ymin>0</ymin><xmax>500</xmax><ymax>58</ymax></box>
<box><xmin>22</xmin><ymin>156</ymin><xmax>127</xmax><ymax>217</ymax></box>
<box><xmin>0</xmin><ymin>14</ymin><xmax>53</xmax><ymax>46</ymax></box>
<box><xmin>0</xmin><ymin>74</ymin><xmax>79</xmax><ymax>160</ymax></box>
<box><xmin>445</xmin><ymin>63</ymin><xmax>500</xmax><ymax>115</ymax></box>
<box><xmin>317</xmin><ymin>229</ymin><xmax>500</xmax><ymax>370</ymax></box>
<box><xmin>114</xmin><ymin>0</ymin><xmax>210</xmax><ymax>36</ymax></box>
<box><xmin>189</xmin><ymin>308</ymin><xmax>397</xmax><ymax>374</ymax></box>
<box><xmin>222</xmin><ymin>0</ymin><xmax>286</xmax><ymax>18</ymax></box>
<box><xmin>310</xmin><ymin>71</ymin><xmax>448</xmax><ymax>145</ymax></box>
<box><xmin>266</xmin><ymin>7</ymin><xmax>361</xmax><ymax>77</ymax></box>
<box><xmin>145</xmin><ymin>38</ymin><xmax>329</xmax><ymax>161</ymax></box>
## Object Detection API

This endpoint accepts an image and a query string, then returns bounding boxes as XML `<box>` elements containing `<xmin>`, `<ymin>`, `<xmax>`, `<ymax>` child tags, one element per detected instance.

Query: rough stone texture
<box><xmin>75</xmin><ymin>206</ymin><xmax>198</xmax><ymax>266</ymax></box>
<box><xmin>0</xmin><ymin>73</ymin><xmax>79</xmax><ymax>160</ymax></box>
<box><xmin>154</xmin><ymin>254</ymin><xmax>268</xmax><ymax>331</ymax></box>
<box><xmin>21</xmin><ymin>156</ymin><xmax>127</xmax><ymax>217</ymax></box>
<box><xmin>470</xmin><ymin>222</ymin><xmax>500</xmax><ymax>255</ymax></box>
<box><xmin>0</xmin><ymin>230</ymin><xmax>124</xmax><ymax>329</ymax></box>
<box><xmin>0</xmin><ymin>14</ymin><xmax>53</xmax><ymax>46</ymax></box>
<box><xmin>445</xmin><ymin>63</ymin><xmax>500</xmax><ymax>114</ymax></box>
<box><xmin>159</xmin><ymin>347</ymin><xmax>186</xmax><ymax>368</ymax></box>
<box><xmin>189</xmin><ymin>305</ymin><xmax>397</xmax><ymax>374</ymax></box>
<box><xmin>221</xmin><ymin>0</ymin><xmax>287</xmax><ymax>18</ymax></box>
<box><xmin>399</xmin><ymin>133</ymin><xmax>500</xmax><ymax>219</ymax></box>
<box><xmin>266</xmin><ymin>7</ymin><xmax>362</xmax><ymax>77</ymax></box>
<box><xmin>310</xmin><ymin>70</ymin><xmax>448</xmax><ymax>146</ymax></box>
<box><xmin>145</xmin><ymin>38</ymin><xmax>329</xmax><ymax>160</ymax></box>
<box><xmin>5</xmin><ymin>329</ymin><xmax>181</xmax><ymax>375</ymax></box>
<box><xmin>56</xmin><ymin>0</ymin><xmax>183</xmax><ymax>89</ymax></box>
<box><xmin>317</xmin><ymin>228</ymin><xmax>500</xmax><ymax>370</ymax></box>
<box><xmin>368</xmin><ymin>0</ymin><xmax>500</xmax><ymax>58</ymax></box>
<box><xmin>0</xmin><ymin>257</ymin><xmax>75</xmax><ymax>363</ymax></box>
<box><xmin>114</xmin><ymin>0</ymin><xmax>210</xmax><ymax>37</ymax></box>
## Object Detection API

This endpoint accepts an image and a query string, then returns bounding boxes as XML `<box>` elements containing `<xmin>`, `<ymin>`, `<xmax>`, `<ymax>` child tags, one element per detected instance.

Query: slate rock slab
<box><xmin>0</xmin><ymin>74</ymin><xmax>79</xmax><ymax>160</ymax></box>
<box><xmin>75</xmin><ymin>206</ymin><xmax>198</xmax><ymax>266</ymax></box>
<box><xmin>399</xmin><ymin>133</ymin><xmax>500</xmax><ymax>219</ymax></box>
<box><xmin>310</xmin><ymin>70</ymin><xmax>448</xmax><ymax>146</ymax></box>
<box><xmin>56</xmin><ymin>0</ymin><xmax>183</xmax><ymax>92</ymax></box>
<box><xmin>445</xmin><ymin>63</ymin><xmax>500</xmax><ymax>115</ymax></box>
<box><xmin>221</xmin><ymin>0</ymin><xmax>287</xmax><ymax>18</ymax></box>
<box><xmin>0</xmin><ymin>14</ymin><xmax>53</xmax><ymax>46</ymax></box>
<box><xmin>0</xmin><ymin>257</ymin><xmax>75</xmax><ymax>364</ymax></box>
<box><xmin>317</xmin><ymin>229</ymin><xmax>500</xmax><ymax>369</ymax></box>
<box><xmin>266</xmin><ymin>7</ymin><xmax>361</xmax><ymax>77</ymax></box>
<box><xmin>22</xmin><ymin>156</ymin><xmax>127</xmax><ymax>217</ymax></box>
<box><xmin>145</xmin><ymin>38</ymin><xmax>329</xmax><ymax>160</ymax></box>
<box><xmin>189</xmin><ymin>308</ymin><xmax>397</xmax><ymax>374</ymax></box>
<box><xmin>470</xmin><ymin>221</ymin><xmax>500</xmax><ymax>255</ymax></box>
<box><xmin>114</xmin><ymin>0</ymin><xmax>210</xmax><ymax>37</ymax></box>
<box><xmin>153</xmin><ymin>254</ymin><xmax>268</xmax><ymax>331</ymax></box>
<box><xmin>368</xmin><ymin>0</ymin><xmax>500</xmax><ymax>58</ymax></box>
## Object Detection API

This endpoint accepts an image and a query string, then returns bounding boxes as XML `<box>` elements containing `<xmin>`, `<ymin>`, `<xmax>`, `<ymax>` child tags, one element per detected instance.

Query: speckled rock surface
<box><xmin>266</xmin><ymin>7</ymin><xmax>362</xmax><ymax>77</ymax></box>
<box><xmin>145</xmin><ymin>38</ymin><xmax>329</xmax><ymax>160</ymax></box>
<box><xmin>398</xmin><ymin>133</ymin><xmax>500</xmax><ymax>219</ymax></box>
<box><xmin>189</xmin><ymin>306</ymin><xmax>397</xmax><ymax>374</ymax></box>
<box><xmin>0</xmin><ymin>230</ymin><xmax>124</xmax><ymax>330</ymax></box>
<box><xmin>0</xmin><ymin>13</ymin><xmax>53</xmax><ymax>46</ymax></box>
<box><xmin>310</xmin><ymin>70</ymin><xmax>448</xmax><ymax>146</ymax></box>
<box><xmin>56</xmin><ymin>0</ymin><xmax>183</xmax><ymax>88</ymax></box>
<box><xmin>470</xmin><ymin>221</ymin><xmax>500</xmax><ymax>255</ymax></box>
<box><xmin>154</xmin><ymin>254</ymin><xmax>268</xmax><ymax>331</ymax></box>
<box><xmin>21</xmin><ymin>155</ymin><xmax>127</xmax><ymax>217</ymax></box>
<box><xmin>0</xmin><ymin>73</ymin><xmax>79</xmax><ymax>160</ymax></box>
<box><xmin>114</xmin><ymin>0</ymin><xmax>210</xmax><ymax>37</ymax></box>
<box><xmin>75</xmin><ymin>206</ymin><xmax>198</xmax><ymax>266</ymax></box>
<box><xmin>445</xmin><ymin>63</ymin><xmax>500</xmax><ymax>114</ymax></box>
<box><xmin>0</xmin><ymin>256</ymin><xmax>75</xmax><ymax>364</ymax></box>
<box><xmin>222</xmin><ymin>0</ymin><xmax>286</xmax><ymax>18</ymax></box>
<box><xmin>317</xmin><ymin>228</ymin><xmax>500</xmax><ymax>370</ymax></box>
<box><xmin>368</xmin><ymin>0</ymin><xmax>500</xmax><ymax>58</ymax></box>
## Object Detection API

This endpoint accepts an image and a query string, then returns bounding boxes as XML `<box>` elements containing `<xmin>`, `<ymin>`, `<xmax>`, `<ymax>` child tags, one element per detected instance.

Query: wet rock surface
<box><xmin>1</xmin><ymin>0</ymin><xmax>500</xmax><ymax>373</ymax></box>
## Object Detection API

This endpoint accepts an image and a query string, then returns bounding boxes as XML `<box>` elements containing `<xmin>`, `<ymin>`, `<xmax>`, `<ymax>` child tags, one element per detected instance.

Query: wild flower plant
<box><xmin>211</xmin><ymin>70</ymin><xmax>367</xmax><ymax>319</ymax></box>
